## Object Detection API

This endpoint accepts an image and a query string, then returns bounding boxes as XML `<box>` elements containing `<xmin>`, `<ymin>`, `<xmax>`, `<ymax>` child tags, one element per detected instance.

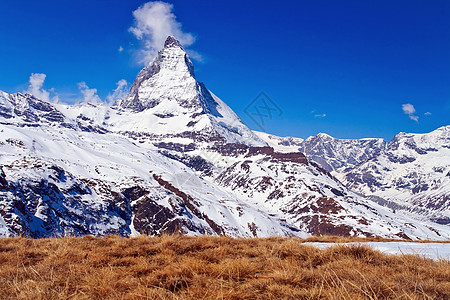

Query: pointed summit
<box><xmin>115</xmin><ymin>35</ymin><xmax>195</xmax><ymax>111</ymax></box>
<box><xmin>112</xmin><ymin>35</ymin><xmax>265</xmax><ymax>146</ymax></box>
<box><xmin>164</xmin><ymin>35</ymin><xmax>182</xmax><ymax>48</ymax></box>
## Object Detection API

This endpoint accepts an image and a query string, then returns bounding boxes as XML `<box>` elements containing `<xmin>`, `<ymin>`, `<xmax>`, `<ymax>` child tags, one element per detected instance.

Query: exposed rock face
<box><xmin>0</xmin><ymin>36</ymin><xmax>448</xmax><ymax>240</ymax></box>
<box><xmin>0</xmin><ymin>167</ymin><xmax>7</xmax><ymax>189</ymax></box>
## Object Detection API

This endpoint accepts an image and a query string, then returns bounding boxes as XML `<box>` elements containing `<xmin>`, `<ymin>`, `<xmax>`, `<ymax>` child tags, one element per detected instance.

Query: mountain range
<box><xmin>0</xmin><ymin>36</ymin><xmax>448</xmax><ymax>240</ymax></box>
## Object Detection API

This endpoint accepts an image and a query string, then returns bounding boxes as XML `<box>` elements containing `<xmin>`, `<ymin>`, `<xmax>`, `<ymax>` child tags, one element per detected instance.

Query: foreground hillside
<box><xmin>0</xmin><ymin>236</ymin><xmax>448</xmax><ymax>299</ymax></box>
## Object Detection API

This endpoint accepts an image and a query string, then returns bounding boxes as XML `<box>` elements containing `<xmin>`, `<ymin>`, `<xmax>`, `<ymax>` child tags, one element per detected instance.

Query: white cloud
<box><xmin>402</xmin><ymin>103</ymin><xmax>416</xmax><ymax>115</ymax></box>
<box><xmin>129</xmin><ymin>1</ymin><xmax>198</xmax><ymax>65</ymax></box>
<box><xmin>25</xmin><ymin>73</ymin><xmax>59</xmax><ymax>103</ymax></box>
<box><xmin>78</xmin><ymin>82</ymin><xmax>101</xmax><ymax>103</ymax></box>
<box><xmin>424</xmin><ymin>111</ymin><xmax>432</xmax><ymax>116</ymax></box>
<box><xmin>402</xmin><ymin>103</ymin><xmax>419</xmax><ymax>122</ymax></box>
<box><xmin>409</xmin><ymin>115</ymin><xmax>419</xmax><ymax>122</ymax></box>
<box><xmin>27</xmin><ymin>73</ymin><xmax>48</xmax><ymax>100</ymax></box>
<box><xmin>118</xmin><ymin>46</ymin><xmax>124</xmax><ymax>52</ymax></box>
<box><xmin>107</xmin><ymin>79</ymin><xmax>129</xmax><ymax>104</ymax></box>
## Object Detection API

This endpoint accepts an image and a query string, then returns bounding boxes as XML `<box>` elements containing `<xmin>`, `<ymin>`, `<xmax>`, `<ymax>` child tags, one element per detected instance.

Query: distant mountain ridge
<box><xmin>339</xmin><ymin>126</ymin><xmax>450</xmax><ymax>227</ymax></box>
<box><xmin>255</xmin><ymin>126</ymin><xmax>450</xmax><ymax>235</ymax></box>
<box><xmin>254</xmin><ymin>131</ymin><xmax>386</xmax><ymax>173</ymax></box>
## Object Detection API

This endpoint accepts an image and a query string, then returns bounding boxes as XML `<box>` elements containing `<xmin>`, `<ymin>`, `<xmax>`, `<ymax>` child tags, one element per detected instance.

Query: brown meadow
<box><xmin>0</xmin><ymin>235</ymin><xmax>448</xmax><ymax>299</ymax></box>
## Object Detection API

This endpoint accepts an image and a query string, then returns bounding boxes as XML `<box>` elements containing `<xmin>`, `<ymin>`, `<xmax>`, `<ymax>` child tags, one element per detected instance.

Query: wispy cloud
<box><xmin>186</xmin><ymin>50</ymin><xmax>203</xmax><ymax>62</ymax></box>
<box><xmin>78</xmin><ymin>82</ymin><xmax>101</xmax><ymax>103</ymax></box>
<box><xmin>25</xmin><ymin>73</ymin><xmax>122</xmax><ymax>105</ymax></box>
<box><xmin>129</xmin><ymin>1</ymin><xmax>199</xmax><ymax>65</ymax></box>
<box><xmin>118</xmin><ymin>46</ymin><xmax>124</xmax><ymax>52</ymax></box>
<box><xmin>311</xmin><ymin>110</ymin><xmax>326</xmax><ymax>118</ymax></box>
<box><xmin>107</xmin><ymin>79</ymin><xmax>129</xmax><ymax>104</ymax></box>
<box><xmin>424</xmin><ymin>111</ymin><xmax>432</xmax><ymax>116</ymax></box>
<box><xmin>402</xmin><ymin>103</ymin><xmax>419</xmax><ymax>122</ymax></box>
<box><xmin>25</xmin><ymin>73</ymin><xmax>59</xmax><ymax>103</ymax></box>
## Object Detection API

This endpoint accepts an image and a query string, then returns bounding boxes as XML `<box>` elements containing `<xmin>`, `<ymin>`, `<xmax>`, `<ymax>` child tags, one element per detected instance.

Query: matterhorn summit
<box><xmin>111</xmin><ymin>36</ymin><xmax>264</xmax><ymax>146</ymax></box>
<box><xmin>115</xmin><ymin>36</ymin><xmax>196</xmax><ymax>111</ymax></box>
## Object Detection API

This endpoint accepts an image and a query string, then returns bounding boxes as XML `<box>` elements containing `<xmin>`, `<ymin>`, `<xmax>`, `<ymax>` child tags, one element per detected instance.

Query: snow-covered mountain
<box><xmin>338</xmin><ymin>126</ymin><xmax>450</xmax><ymax>229</ymax></box>
<box><xmin>0</xmin><ymin>36</ymin><xmax>448</xmax><ymax>240</ymax></box>
<box><xmin>0</xmin><ymin>91</ymin><xmax>66</xmax><ymax>125</ymax></box>
<box><xmin>0</xmin><ymin>122</ymin><xmax>294</xmax><ymax>238</ymax></box>
<box><xmin>255</xmin><ymin>130</ymin><xmax>386</xmax><ymax>173</ymax></box>
<box><xmin>298</xmin><ymin>133</ymin><xmax>386</xmax><ymax>173</ymax></box>
<box><xmin>111</xmin><ymin>35</ymin><xmax>265</xmax><ymax>146</ymax></box>
<box><xmin>255</xmin><ymin>127</ymin><xmax>449</xmax><ymax>238</ymax></box>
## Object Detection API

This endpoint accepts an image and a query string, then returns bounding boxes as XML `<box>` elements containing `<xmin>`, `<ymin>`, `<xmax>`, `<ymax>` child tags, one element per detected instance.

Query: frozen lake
<box><xmin>306</xmin><ymin>242</ymin><xmax>450</xmax><ymax>260</ymax></box>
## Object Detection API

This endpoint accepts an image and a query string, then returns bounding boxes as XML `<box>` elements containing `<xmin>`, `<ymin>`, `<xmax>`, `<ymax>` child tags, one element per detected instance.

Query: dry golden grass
<box><xmin>0</xmin><ymin>235</ymin><xmax>448</xmax><ymax>299</ymax></box>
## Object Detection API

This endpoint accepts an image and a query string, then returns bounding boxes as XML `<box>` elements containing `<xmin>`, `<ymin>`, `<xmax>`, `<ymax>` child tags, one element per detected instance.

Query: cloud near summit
<box><xmin>129</xmin><ymin>1</ymin><xmax>199</xmax><ymax>65</ymax></box>
<box><xmin>25</xmin><ymin>73</ymin><xmax>59</xmax><ymax>103</ymax></box>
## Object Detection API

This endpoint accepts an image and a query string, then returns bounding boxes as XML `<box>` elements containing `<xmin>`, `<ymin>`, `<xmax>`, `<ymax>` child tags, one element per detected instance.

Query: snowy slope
<box><xmin>211</xmin><ymin>147</ymin><xmax>448</xmax><ymax>239</ymax></box>
<box><xmin>253</xmin><ymin>131</ymin><xmax>304</xmax><ymax>153</ymax></box>
<box><xmin>0</xmin><ymin>123</ymin><xmax>296</xmax><ymax>238</ymax></box>
<box><xmin>53</xmin><ymin>36</ymin><xmax>265</xmax><ymax>147</ymax></box>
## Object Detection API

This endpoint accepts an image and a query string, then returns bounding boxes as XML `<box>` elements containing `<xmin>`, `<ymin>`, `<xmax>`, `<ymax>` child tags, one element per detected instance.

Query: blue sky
<box><xmin>0</xmin><ymin>0</ymin><xmax>449</xmax><ymax>140</ymax></box>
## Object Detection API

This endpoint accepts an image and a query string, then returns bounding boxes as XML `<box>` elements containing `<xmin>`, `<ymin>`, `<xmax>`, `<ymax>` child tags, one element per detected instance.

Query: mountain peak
<box><xmin>316</xmin><ymin>132</ymin><xmax>332</xmax><ymax>139</ymax></box>
<box><xmin>164</xmin><ymin>35</ymin><xmax>182</xmax><ymax>48</ymax></box>
<box><xmin>111</xmin><ymin>34</ymin><xmax>265</xmax><ymax>146</ymax></box>
<box><xmin>114</xmin><ymin>35</ymin><xmax>195</xmax><ymax>111</ymax></box>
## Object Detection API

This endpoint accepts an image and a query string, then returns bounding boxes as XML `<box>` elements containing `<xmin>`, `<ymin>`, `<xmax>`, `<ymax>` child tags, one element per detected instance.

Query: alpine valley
<box><xmin>0</xmin><ymin>37</ymin><xmax>448</xmax><ymax>240</ymax></box>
